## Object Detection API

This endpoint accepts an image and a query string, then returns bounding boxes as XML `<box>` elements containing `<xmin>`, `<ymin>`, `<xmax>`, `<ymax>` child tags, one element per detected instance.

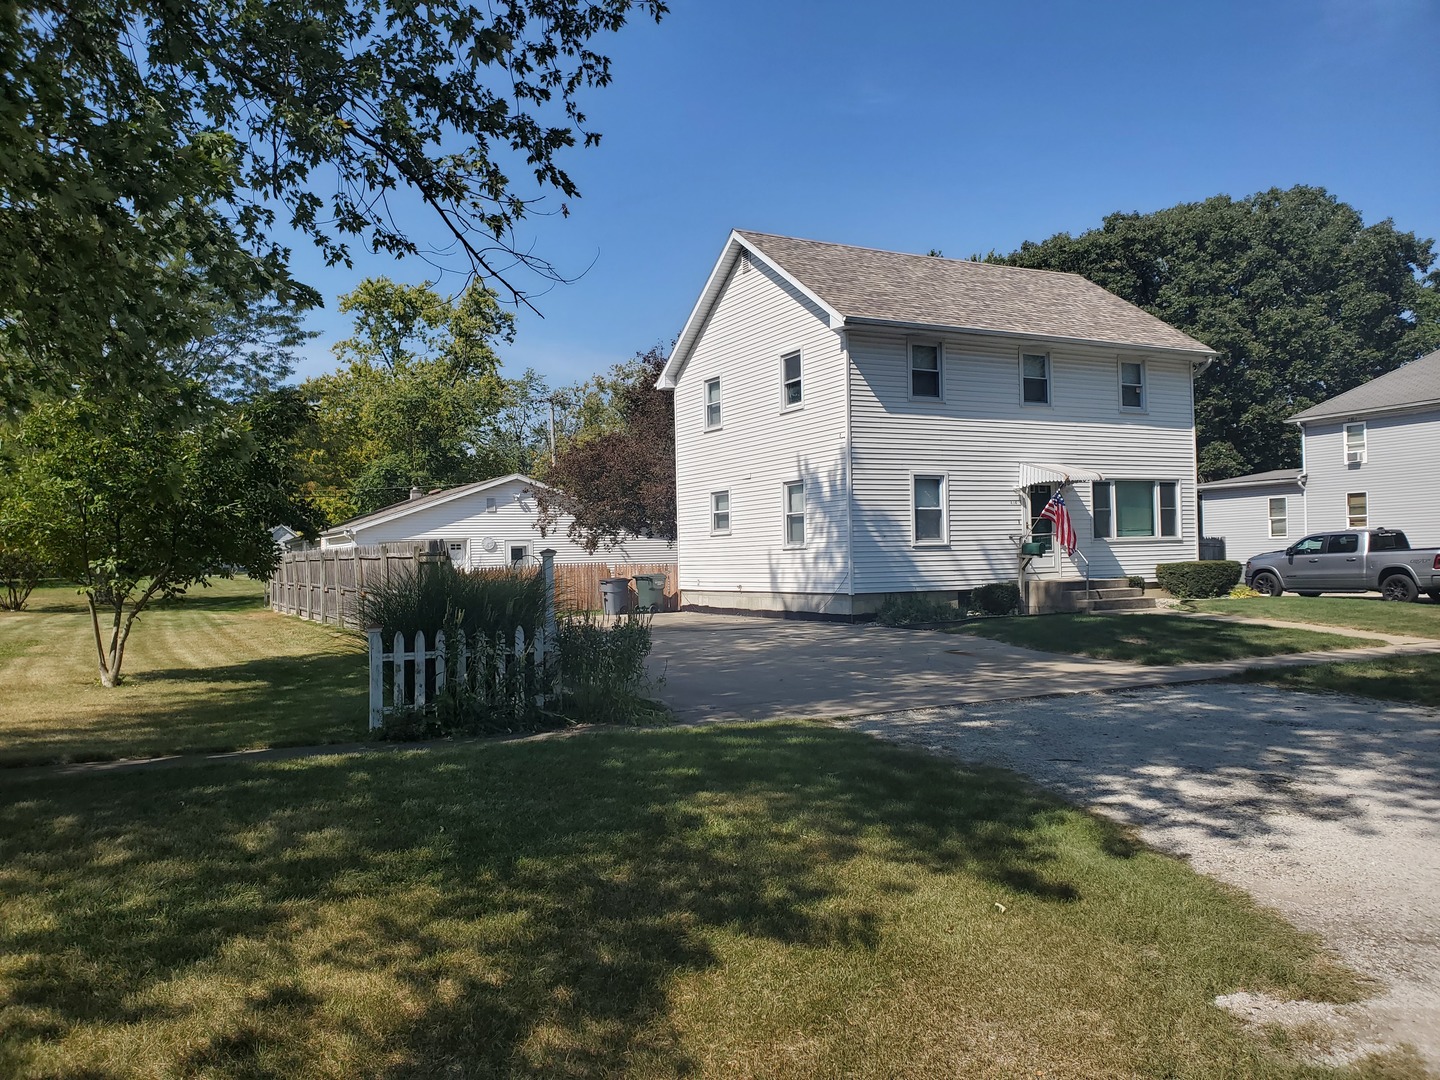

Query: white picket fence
<box><xmin>366</xmin><ymin>625</ymin><xmax>554</xmax><ymax>730</ymax></box>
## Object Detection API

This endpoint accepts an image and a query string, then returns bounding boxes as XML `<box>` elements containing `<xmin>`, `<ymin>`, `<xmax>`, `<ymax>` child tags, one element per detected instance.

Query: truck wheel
<box><xmin>1381</xmin><ymin>575</ymin><xmax>1419</xmax><ymax>603</ymax></box>
<box><xmin>1252</xmin><ymin>572</ymin><xmax>1282</xmax><ymax>597</ymax></box>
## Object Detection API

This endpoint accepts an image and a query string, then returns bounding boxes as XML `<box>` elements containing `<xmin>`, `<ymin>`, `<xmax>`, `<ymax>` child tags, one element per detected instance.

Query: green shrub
<box><xmin>971</xmin><ymin>581</ymin><xmax>1020</xmax><ymax>616</ymax></box>
<box><xmin>554</xmin><ymin>610</ymin><xmax>665</xmax><ymax>725</ymax></box>
<box><xmin>1155</xmin><ymin>560</ymin><xmax>1242</xmax><ymax>599</ymax></box>
<box><xmin>875</xmin><ymin>593</ymin><xmax>961</xmax><ymax>626</ymax></box>
<box><xmin>359</xmin><ymin>561</ymin><xmax>550</xmax><ymax>640</ymax></box>
<box><xmin>1126</xmin><ymin>575</ymin><xmax>1146</xmax><ymax>593</ymax></box>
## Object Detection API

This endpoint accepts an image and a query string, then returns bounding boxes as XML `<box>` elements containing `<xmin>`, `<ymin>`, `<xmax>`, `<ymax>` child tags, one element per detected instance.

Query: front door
<box><xmin>1026</xmin><ymin>485</ymin><xmax>1059</xmax><ymax>572</ymax></box>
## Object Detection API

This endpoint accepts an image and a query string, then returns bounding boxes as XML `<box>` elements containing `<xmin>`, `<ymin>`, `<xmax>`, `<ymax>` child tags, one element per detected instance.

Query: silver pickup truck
<box><xmin>1245</xmin><ymin>528</ymin><xmax>1440</xmax><ymax>602</ymax></box>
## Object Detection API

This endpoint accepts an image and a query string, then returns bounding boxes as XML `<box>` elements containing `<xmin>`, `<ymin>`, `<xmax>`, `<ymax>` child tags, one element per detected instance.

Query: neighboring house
<box><xmin>1196</xmin><ymin>470</ymin><xmax>1304</xmax><ymax>563</ymax></box>
<box><xmin>270</xmin><ymin>524</ymin><xmax>304</xmax><ymax>551</ymax></box>
<box><xmin>318</xmin><ymin>473</ymin><xmax>675</xmax><ymax>568</ymax></box>
<box><xmin>1199</xmin><ymin>349</ymin><xmax>1440</xmax><ymax>559</ymax></box>
<box><xmin>658</xmin><ymin>230</ymin><xmax>1217</xmax><ymax>615</ymax></box>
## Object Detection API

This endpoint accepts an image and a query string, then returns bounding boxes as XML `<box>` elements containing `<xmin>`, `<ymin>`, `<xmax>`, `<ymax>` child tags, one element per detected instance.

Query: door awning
<box><xmin>1017</xmin><ymin>462</ymin><xmax>1106</xmax><ymax>492</ymax></box>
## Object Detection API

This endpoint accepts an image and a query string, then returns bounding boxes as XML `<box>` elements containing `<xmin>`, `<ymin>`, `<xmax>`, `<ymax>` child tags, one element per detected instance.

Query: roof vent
<box><xmin>738</xmin><ymin>248</ymin><xmax>752</xmax><ymax>274</ymax></box>
<box><xmin>409</xmin><ymin>486</ymin><xmax>424</xmax><ymax>501</ymax></box>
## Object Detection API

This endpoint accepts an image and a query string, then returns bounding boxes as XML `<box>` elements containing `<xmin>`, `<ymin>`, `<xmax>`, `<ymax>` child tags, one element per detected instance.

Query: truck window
<box><xmin>1327</xmin><ymin>534</ymin><xmax>1359</xmax><ymax>555</ymax></box>
<box><xmin>1371</xmin><ymin>531</ymin><xmax>1410</xmax><ymax>551</ymax></box>
<box><xmin>1292</xmin><ymin>536</ymin><xmax>1325</xmax><ymax>555</ymax></box>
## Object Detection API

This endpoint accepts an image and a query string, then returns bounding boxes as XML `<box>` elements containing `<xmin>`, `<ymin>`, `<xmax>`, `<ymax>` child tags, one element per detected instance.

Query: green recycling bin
<box><xmin>632</xmin><ymin>573</ymin><xmax>666</xmax><ymax>612</ymax></box>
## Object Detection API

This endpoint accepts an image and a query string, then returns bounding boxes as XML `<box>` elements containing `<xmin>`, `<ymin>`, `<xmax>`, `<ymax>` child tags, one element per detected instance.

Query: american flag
<box><xmin>1039</xmin><ymin>491</ymin><xmax>1078</xmax><ymax>556</ymax></box>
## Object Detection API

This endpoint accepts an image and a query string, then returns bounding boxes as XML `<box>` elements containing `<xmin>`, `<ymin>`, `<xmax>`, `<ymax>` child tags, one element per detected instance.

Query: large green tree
<box><xmin>0</xmin><ymin>0</ymin><xmax>666</xmax><ymax>409</ymax></box>
<box><xmin>994</xmin><ymin>186</ymin><xmax>1439</xmax><ymax>479</ymax></box>
<box><xmin>302</xmin><ymin>278</ymin><xmax>523</xmax><ymax>521</ymax></box>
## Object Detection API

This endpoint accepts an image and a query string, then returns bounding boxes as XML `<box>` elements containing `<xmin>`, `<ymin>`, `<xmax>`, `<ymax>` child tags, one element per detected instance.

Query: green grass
<box><xmin>955</xmin><ymin>613</ymin><xmax>1365</xmax><ymax>665</ymax></box>
<box><xmin>0</xmin><ymin>579</ymin><xmax>367</xmax><ymax>766</ymax></box>
<box><xmin>0</xmin><ymin>721</ymin><xmax>1419</xmax><ymax>1080</ymax></box>
<box><xmin>1185</xmin><ymin>596</ymin><xmax>1440</xmax><ymax>639</ymax></box>
<box><xmin>1237</xmin><ymin>652</ymin><xmax>1440</xmax><ymax>706</ymax></box>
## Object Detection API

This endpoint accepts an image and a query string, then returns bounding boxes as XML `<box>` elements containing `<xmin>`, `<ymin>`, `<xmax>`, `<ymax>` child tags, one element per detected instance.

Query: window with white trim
<box><xmin>711</xmin><ymin>490</ymin><xmax>730</xmax><ymax>535</ymax></box>
<box><xmin>1092</xmin><ymin>481</ymin><xmax>1179</xmax><ymax>539</ymax></box>
<box><xmin>783</xmin><ymin>481</ymin><xmax>805</xmax><ymax>547</ymax></box>
<box><xmin>1347</xmin><ymin>492</ymin><xmax>1368</xmax><ymax>528</ymax></box>
<box><xmin>1267</xmin><ymin>497</ymin><xmax>1288</xmax><ymax>539</ymax></box>
<box><xmin>781</xmin><ymin>352</ymin><xmax>802</xmax><ymax>408</ymax></box>
<box><xmin>909</xmin><ymin>342</ymin><xmax>941</xmax><ymax>398</ymax></box>
<box><xmin>1120</xmin><ymin>360</ymin><xmax>1146</xmax><ymax>410</ymax></box>
<box><xmin>912</xmin><ymin>475</ymin><xmax>946</xmax><ymax>544</ymax></box>
<box><xmin>704</xmin><ymin>378</ymin><xmax>722</xmax><ymax>429</ymax></box>
<box><xmin>1021</xmin><ymin>352</ymin><xmax>1050</xmax><ymax>404</ymax></box>
<box><xmin>509</xmin><ymin>543</ymin><xmax>531</xmax><ymax>564</ymax></box>
<box><xmin>1344</xmin><ymin>422</ymin><xmax>1366</xmax><ymax>464</ymax></box>
<box><xmin>485</xmin><ymin>496</ymin><xmax>497</xmax><ymax>513</ymax></box>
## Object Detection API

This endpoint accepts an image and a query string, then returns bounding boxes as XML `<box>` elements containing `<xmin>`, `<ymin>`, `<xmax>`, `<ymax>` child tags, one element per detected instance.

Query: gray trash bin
<box><xmin>632</xmin><ymin>573</ymin><xmax>666</xmax><ymax>612</ymax></box>
<box><xmin>600</xmin><ymin>577</ymin><xmax>633</xmax><ymax>616</ymax></box>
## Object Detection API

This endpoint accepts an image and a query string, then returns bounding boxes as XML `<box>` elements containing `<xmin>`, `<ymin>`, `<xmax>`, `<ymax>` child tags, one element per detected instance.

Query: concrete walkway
<box><xmin>647</xmin><ymin>611</ymin><xmax>1440</xmax><ymax>723</ymax></box>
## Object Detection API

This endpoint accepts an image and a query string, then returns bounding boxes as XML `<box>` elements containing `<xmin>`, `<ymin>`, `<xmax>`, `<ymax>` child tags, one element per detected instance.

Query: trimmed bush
<box><xmin>875</xmin><ymin>593</ymin><xmax>961</xmax><ymax>626</ymax></box>
<box><xmin>1126</xmin><ymin>575</ymin><xmax>1146</xmax><ymax>593</ymax></box>
<box><xmin>971</xmin><ymin>581</ymin><xmax>1020</xmax><ymax>616</ymax></box>
<box><xmin>1155</xmin><ymin>560</ymin><xmax>1242</xmax><ymax>600</ymax></box>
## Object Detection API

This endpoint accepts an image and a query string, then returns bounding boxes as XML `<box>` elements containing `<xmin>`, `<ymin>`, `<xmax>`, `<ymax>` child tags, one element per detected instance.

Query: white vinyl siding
<box><xmin>670</xmin><ymin>252</ymin><xmax>849</xmax><ymax>602</ymax></box>
<box><xmin>1197</xmin><ymin>479</ymin><xmax>1304</xmax><ymax>563</ymax></box>
<box><xmin>847</xmin><ymin>329</ymin><xmax>1200</xmax><ymax>590</ymax></box>
<box><xmin>1268</xmin><ymin>497</ymin><xmax>1288</xmax><ymax>538</ymax></box>
<box><xmin>335</xmin><ymin>477</ymin><xmax>675</xmax><ymax>566</ymax></box>
<box><xmin>1296</xmin><ymin>410</ymin><xmax>1440</xmax><ymax>541</ymax></box>
<box><xmin>1021</xmin><ymin>352</ymin><xmax>1050</xmax><ymax>405</ymax></box>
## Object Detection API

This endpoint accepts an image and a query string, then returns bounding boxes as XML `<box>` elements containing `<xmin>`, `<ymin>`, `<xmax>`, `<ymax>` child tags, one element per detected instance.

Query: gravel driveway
<box><xmin>837</xmin><ymin>683</ymin><xmax>1440</xmax><ymax>1068</ymax></box>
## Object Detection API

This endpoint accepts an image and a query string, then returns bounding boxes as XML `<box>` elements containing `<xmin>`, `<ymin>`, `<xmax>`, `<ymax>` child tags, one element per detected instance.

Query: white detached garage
<box><xmin>317</xmin><ymin>474</ymin><xmax>675</xmax><ymax>568</ymax></box>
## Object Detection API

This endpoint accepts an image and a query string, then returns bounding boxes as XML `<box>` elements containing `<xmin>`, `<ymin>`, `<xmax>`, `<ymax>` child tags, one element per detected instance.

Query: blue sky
<box><xmin>284</xmin><ymin>0</ymin><xmax>1440</xmax><ymax>385</ymax></box>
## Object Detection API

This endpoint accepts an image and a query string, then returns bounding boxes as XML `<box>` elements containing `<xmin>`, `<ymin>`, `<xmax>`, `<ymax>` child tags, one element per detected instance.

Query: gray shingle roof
<box><xmin>321</xmin><ymin>473</ymin><xmax>540</xmax><ymax>537</ymax></box>
<box><xmin>1287</xmin><ymin>349</ymin><xmax>1440</xmax><ymax>423</ymax></box>
<box><xmin>1197</xmin><ymin>468</ymin><xmax>1303</xmax><ymax>492</ymax></box>
<box><xmin>737</xmin><ymin>231</ymin><xmax>1215</xmax><ymax>355</ymax></box>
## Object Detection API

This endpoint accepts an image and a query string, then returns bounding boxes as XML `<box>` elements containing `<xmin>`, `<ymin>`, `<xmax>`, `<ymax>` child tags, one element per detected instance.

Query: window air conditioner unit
<box><xmin>1346</xmin><ymin>451</ymin><xmax>1364</xmax><ymax>465</ymax></box>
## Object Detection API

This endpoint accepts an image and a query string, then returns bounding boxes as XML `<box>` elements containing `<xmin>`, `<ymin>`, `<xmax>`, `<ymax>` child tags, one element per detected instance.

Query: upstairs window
<box><xmin>912</xmin><ymin>475</ymin><xmax>946</xmax><ymax>544</ymax></box>
<box><xmin>910</xmin><ymin>342</ymin><xmax>941</xmax><ymax>399</ymax></box>
<box><xmin>485</xmin><ymin>496</ymin><xmax>497</xmax><ymax>513</ymax></box>
<box><xmin>1347</xmin><ymin>492</ymin><xmax>1368</xmax><ymax>528</ymax></box>
<box><xmin>1120</xmin><ymin>361</ymin><xmax>1146</xmax><ymax>409</ymax></box>
<box><xmin>783</xmin><ymin>481</ymin><xmax>806</xmax><ymax>547</ymax></box>
<box><xmin>711</xmin><ymin>490</ymin><xmax>730</xmax><ymax>535</ymax></box>
<box><xmin>781</xmin><ymin>352</ymin><xmax>802</xmax><ymax>408</ymax></box>
<box><xmin>704</xmin><ymin>378</ymin><xmax>722</xmax><ymax>429</ymax></box>
<box><xmin>1268</xmin><ymin>497</ymin><xmax>1288</xmax><ymax>539</ymax></box>
<box><xmin>1022</xmin><ymin>352</ymin><xmax>1050</xmax><ymax>404</ymax></box>
<box><xmin>1344</xmin><ymin>423</ymin><xmax>1366</xmax><ymax>465</ymax></box>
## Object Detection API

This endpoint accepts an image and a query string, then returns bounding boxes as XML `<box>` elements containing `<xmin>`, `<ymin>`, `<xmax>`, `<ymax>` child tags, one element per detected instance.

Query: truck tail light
<box><xmin>1434</xmin><ymin>554</ymin><xmax>1440</xmax><ymax>571</ymax></box>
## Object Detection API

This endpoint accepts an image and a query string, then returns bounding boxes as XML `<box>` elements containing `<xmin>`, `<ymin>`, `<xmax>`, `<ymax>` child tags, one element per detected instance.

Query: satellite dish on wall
<box><xmin>482</xmin><ymin>537</ymin><xmax>498</xmax><ymax>553</ymax></box>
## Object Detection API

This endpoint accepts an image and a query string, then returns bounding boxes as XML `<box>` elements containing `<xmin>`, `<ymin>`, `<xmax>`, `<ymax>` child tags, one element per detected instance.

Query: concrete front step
<box><xmin>1079</xmin><ymin>596</ymin><xmax>1159</xmax><ymax>613</ymax></box>
<box><xmin>1091</xmin><ymin>587</ymin><xmax>1143</xmax><ymax>600</ymax></box>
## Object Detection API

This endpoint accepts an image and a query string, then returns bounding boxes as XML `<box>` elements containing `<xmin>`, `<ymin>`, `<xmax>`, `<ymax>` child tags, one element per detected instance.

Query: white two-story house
<box><xmin>658</xmin><ymin>230</ymin><xmax>1216</xmax><ymax>615</ymax></box>
<box><xmin>1200</xmin><ymin>348</ymin><xmax>1440</xmax><ymax>562</ymax></box>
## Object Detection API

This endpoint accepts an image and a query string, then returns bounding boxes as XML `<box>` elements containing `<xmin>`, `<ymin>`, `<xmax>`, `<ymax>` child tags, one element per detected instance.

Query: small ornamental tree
<box><xmin>535</xmin><ymin>347</ymin><xmax>675</xmax><ymax>551</ymax></box>
<box><xmin>11</xmin><ymin>391</ymin><xmax>314</xmax><ymax>686</ymax></box>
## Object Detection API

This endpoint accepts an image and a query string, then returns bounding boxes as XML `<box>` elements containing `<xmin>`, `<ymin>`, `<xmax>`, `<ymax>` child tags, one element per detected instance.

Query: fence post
<box><xmin>434</xmin><ymin>629</ymin><xmax>447</xmax><ymax>698</ymax></box>
<box><xmin>393</xmin><ymin>631</ymin><xmax>407</xmax><ymax>710</ymax></box>
<box><xmin>367</xmin><ymin>627</ymin><xmax>383</xmax><ymax>730</ymax></box>
<box><xmin>540</xmin><ymin>548</ymin><xmax>558</xmax><ymax>642</ymax></box>
<box><xmin>414</xmin><ymin>629</ymin><xmax>427</xmax><ymax>709</ymax></box>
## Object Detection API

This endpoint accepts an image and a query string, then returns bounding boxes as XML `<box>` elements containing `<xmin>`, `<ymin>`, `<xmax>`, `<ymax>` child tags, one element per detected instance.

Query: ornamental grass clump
<box><xmin>555</xmin><ymin>610</ymin><xmax>665</xmax><ymax>726</ymax></box>
<box><xmin>359</xmin><ymin>560</ymin><xmax>550</xmax><ymax>640</ymax></box>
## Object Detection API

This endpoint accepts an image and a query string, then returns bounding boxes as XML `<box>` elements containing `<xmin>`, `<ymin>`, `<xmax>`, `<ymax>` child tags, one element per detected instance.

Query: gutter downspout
<box><xmin>840</xmin><ymin>329</ymin><xmax>855</xmax><ymax>620</ymax></box>
<box><xmin>1298</xmin><ymin>421</ymin><xmax>1309</xmax><ymax>536</ymax></box>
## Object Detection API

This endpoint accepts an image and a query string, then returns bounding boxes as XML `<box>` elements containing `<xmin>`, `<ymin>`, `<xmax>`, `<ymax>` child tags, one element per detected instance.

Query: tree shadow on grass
<box><xmin>0</xmin><ymin>724</ymin><xmax>1101</xmax><ymax>1078</ymax></box>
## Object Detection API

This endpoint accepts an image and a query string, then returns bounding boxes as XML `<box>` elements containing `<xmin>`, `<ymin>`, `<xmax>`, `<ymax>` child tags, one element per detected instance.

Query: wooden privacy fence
<box><xmin>367</xmin><ymin>625</ymin><xmax>552</xmax><ymax>730</ymax></box>
<box><xmin>267</xmin><ymin>541</ymin><xmax>449</xmax><ymax>629</ymax></box>
<box><xmin>553</xmin><ymin>562</ymin><xmax>679</xmax><ymax>612</ymax></box>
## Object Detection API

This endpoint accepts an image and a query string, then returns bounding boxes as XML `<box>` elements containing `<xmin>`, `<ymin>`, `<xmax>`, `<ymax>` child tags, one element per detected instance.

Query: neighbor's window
<box><xmin>910</xmin><ymin>342</ymin><xmax>941</xmax><ymax>398</ymax></box>
<box><xmin>485</xmin><ymin>496</ymin><xmax>497</xmax><ymax>513</ymax></box>
<box><xmin>1344</xmin><ymin>422</ymin><xmax>1366</xmax><ymax>463</ymax></box>
<box><xmin>704</xmin><ymin>378</ymin><xmax>722</xmax><ymax>429</ymax></box>
<box><xmin>711</xmin><ymin>490</ymin><xmax>730</xmax><ymax>535</ymax></box>
<box><xmin>1092</xmin><ymin>481</ymin><xmax>1179</xmax><ymax>539</ymax></box>
<box><xmin>1022</xmin><ymin>352</ymin><xmax>1050</xmax><ymax>404</ymax></box>
<box><xmin>781</xmin><ymin>351</ymin><xmax>802</xmax><ymax>408</ymax></box>
<box><xmin>912</xmin><ymin>475</ymin><xmax>946</xmax><ymax>544</ymax></box>
<box><xmin>1268</xmin><ymin>496</ymin><xmax>1288</xmax><ymax>539</ymax></box>
<box><xmin>1120</xmin><ymin>361</ymin><xmax>1146</xmax><ymax>409</ymax></box>
<box><xmin>1347</xmin><ymin>492</ymin><xmax>1368</xmax><ymax>528</ymax></box>
<box><xmin>783</xmin><ymin>481</ymin><xmax>806</xmax><ymax>546</ymax></box>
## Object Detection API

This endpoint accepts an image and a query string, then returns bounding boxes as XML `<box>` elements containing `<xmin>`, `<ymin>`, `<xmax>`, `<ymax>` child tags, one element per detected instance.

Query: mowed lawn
<box><xmin>0</xmin><ymin>580</ymin><xmax>366</xmax><ymax>766</ymax></box>
<box><xmin>955</xmin><ymin>613</ymin><xmax>1364</xmax><ymax>665</ymax></box>
<box><xmin>0</xmin><ymin>722</ymin><xmax>1413</xmax><ymax>1080</ymax></box>
<box><xmin>1185</xmin><ymin>595</ymin><xmax>1440</xmax><ymax>639</ymax></box>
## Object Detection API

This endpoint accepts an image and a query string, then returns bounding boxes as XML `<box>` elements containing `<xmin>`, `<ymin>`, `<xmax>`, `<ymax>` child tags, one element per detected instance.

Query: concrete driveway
<box><xmin>838</xmin><ymin>684</ymin><xmax>1440</xmax><ymax>1069</ymax></box>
